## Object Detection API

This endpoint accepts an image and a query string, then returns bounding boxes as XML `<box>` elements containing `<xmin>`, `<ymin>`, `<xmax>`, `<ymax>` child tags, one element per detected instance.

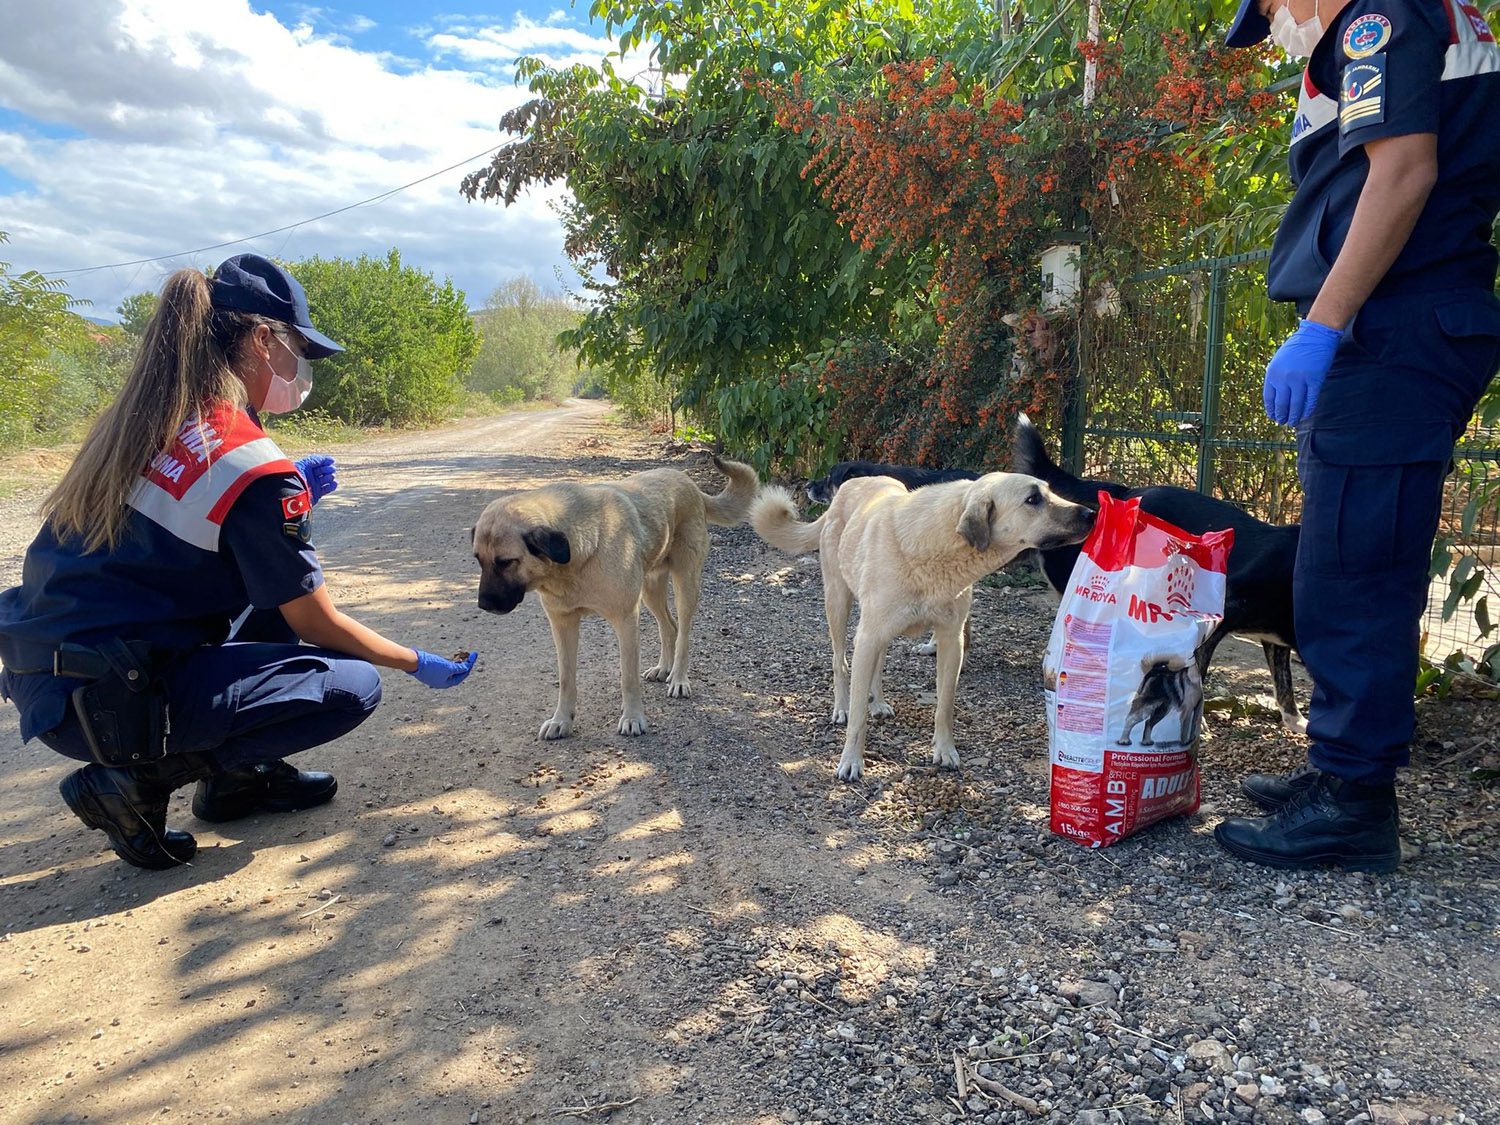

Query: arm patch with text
<box><xmin>1340</xmin><ymin>54</ymin><xmax>1387</xmax><ymax>135</ymax></box>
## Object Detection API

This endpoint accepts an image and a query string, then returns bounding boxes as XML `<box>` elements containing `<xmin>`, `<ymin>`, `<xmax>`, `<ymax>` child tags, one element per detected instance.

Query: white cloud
<box><xmin>0</xmin><ymin>0</ymin><xmax>627</xmax><ymax>317</ymax></box>
<box><xmin>429</xmin><ymin>16</ymin><xmax>625</xmax><ymax>63</ymax></box>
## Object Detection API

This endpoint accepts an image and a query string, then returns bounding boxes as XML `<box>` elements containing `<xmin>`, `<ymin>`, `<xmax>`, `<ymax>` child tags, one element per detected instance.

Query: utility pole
<box><xmin>1083</xmin><ymin>0</ymin><xmax>1100</xmax><ymax>106</ymax></box>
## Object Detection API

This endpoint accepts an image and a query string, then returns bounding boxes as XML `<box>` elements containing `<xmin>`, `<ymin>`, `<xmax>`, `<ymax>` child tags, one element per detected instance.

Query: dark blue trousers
<box><xmin>1295</xmin><ymin>289</ymin><xmax>1500</xmax><ymax>783</ymax></box>
<box><xmin>38</xmin><ymin>609</ymin><xmax>381</xmax><ymax>773</ymax></box>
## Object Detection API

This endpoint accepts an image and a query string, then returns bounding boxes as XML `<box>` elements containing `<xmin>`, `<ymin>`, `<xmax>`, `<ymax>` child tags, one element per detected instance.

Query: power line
<box><xmin>40</xmin><ymin>143</ymin><xmax>505</xmax><ymax>277</ymax></box>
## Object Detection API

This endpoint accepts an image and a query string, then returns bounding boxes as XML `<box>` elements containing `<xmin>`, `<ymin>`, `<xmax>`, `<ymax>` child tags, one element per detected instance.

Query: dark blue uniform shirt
<box><xmin>1270</xmin><ymin>0</ymin><xmax>1500</xmax><ymax>305</ymax></box>
<box><xmin>0</xmin><ymin>410</ymin><xmax>322</xmax><ymax>742</ymax></box>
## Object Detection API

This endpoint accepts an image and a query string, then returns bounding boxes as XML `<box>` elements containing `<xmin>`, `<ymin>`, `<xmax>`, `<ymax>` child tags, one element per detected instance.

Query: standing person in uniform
<box><xmin>1214</xmin><ymin>0</ymin><xmax>1500</xmax><ymax>870</ymax></box>
<box><xmin>0</xmin><ymin>254</ymin><xmax>479</xmax><ymax>871</ymax></box>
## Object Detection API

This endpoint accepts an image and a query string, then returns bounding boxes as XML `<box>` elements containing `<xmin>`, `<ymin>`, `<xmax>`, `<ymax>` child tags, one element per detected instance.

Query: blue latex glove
<box><xmin>1263</xmin><ymin>319</ymin><xmax>1344</xmax><ymax>427</ymax></box>
<box><xmin>409</xmin><ymin>650</ymin><xmax>478</xmax><ymax>689</ymax></box>
<box><xmin>294</xmin><ymin>454</ymin><xmax>338</xmax><ymax>505</ymax></box>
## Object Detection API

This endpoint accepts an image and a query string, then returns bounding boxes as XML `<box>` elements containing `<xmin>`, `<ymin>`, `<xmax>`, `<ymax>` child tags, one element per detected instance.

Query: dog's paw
<box><xmin>931</xmin><ymin>741</ymin><xmax>960</xmax><ymax>769</ymax></box>
<box><xmin>538</xmin><ymin>716</ymin><xmax>574</xmax><ymax>740</ymax></box>
<box><xmin>1282</xmin><ymin>713</ymin><xmax>1309</xmax><ymax>736</ymax></box>
<box><xmin>912</xmin><ymin>639</ymin><xmax>937</xmax><ymax>657</ymax></box>
<box><xmin>836</xmin><ymin>753</ymin><xmax>865</xmax><ymax>781</ymax></box>
<box><xmin>830</xmin><ymin>706</ymin><xmax>849</xmax><ymax>726</ymax></box>
<box><xmin>643</xmin><ymin>664</ymin><xmax>672</xmax><ymax>683</ymax></box>
<box><xmin>618</xmin><ymin>711</ymin><xmax>648</xmax><ymax>736</ymax></box>
<box><xmin>869</xmin><ymin>700</ymin><xmax>895</xmax><ymax>720</ymax></box>
<box><xmin>666</xmin><ymin>678</ymin><xmax>693</xmax><ymax>699</ymax></box>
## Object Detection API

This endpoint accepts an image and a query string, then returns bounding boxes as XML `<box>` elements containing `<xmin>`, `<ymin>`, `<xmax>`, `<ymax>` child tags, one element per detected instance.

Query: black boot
<box><xmin>1240</xmin><ymin>760</ymin><xmax>1320</xmax><ymax>812</ymax></box>
<box><xmin>191</xmin><ymin>759</ymin><xmax>337</xmax><ymax>823</ymax></box>
<box><xmin>59</xmin><ymin>754</ymin><xmax>215</xmax><ymax>871</ymax></box>
<box><xmin>1214</xmin><ymin>769</ymin><xmax>1400</xmax><ymax>873</ymax></box>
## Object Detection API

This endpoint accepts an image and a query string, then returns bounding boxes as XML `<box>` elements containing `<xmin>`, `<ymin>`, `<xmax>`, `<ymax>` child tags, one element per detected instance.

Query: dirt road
<box><xmin>0</xmin><ymin>403</ymin><xmax>1494</xmax><ymax>1125</ymax></box>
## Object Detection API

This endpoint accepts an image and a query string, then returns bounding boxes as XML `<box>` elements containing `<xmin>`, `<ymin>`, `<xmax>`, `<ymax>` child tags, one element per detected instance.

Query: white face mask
<box><xmin>1270</xmin><ymin>2</ymin><xmax>1324</xmax><ymax>57</ymax></box>
<box><xmin>261</xmin><ymin>331</ymin><xmax>313</xmax><ymax>414</ymax></box>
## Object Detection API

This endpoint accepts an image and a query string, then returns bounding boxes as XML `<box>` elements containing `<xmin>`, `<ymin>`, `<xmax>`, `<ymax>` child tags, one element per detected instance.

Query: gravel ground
<box><xmin>677</xmin><ymin>515</ymin><xmax>1499</xmax><ymax>1125</ymax></box>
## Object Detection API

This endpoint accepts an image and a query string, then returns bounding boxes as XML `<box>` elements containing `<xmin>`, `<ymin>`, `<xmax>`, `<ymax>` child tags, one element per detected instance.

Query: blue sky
<box><xmin>266</xmin><ymin>1</ymin><xmax>587</xmax><ymax>68</ymax></box>
<box><xmin>0</xmin><ymin>1</ymin><xmax>642</xmax><ymax>319</ymax></box>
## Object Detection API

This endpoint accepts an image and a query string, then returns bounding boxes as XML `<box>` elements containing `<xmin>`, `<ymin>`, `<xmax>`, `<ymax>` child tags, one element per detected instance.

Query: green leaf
<box><xmin>1414</xmin><ymin>664</ymin><xmax>1442</xmax><ymax>695</ymax></box>
<box><xmin>1430</xmin><ymin>537</ymin><xmax>1454</xmax><ymax>577</ymax></box>
<box><xmin>1461</xmin><ymin>491</ymin><xmax>1482</xmax><ymax>535</ymax></box>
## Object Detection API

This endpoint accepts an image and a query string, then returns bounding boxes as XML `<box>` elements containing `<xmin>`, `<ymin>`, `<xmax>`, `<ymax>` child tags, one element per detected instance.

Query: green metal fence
<box><xmin>1070</xmin><ymin>250</ymin><xmax>1500</xmax><ymax>662</ymax></box>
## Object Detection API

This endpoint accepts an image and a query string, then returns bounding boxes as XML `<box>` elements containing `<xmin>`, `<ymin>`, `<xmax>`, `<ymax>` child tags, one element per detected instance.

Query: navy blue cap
<box><xmin>1226</xmin><ymin>0</ymin><xmax>1271</xmax><ymax>47</ymax></box>
<box><xmin>210</xmin><ymin>253</ymin><xmax>343</xmax><ymax>359</ymax></box>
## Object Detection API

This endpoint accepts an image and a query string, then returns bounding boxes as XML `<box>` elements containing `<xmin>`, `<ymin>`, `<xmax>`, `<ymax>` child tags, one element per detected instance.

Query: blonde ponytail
<box><xmin>42</xmin><ymin>268</ymin><xmax>254</xmax><ymax>552</ymax></box>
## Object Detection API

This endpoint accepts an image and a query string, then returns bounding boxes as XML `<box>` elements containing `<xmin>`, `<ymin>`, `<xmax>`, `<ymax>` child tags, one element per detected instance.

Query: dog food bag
<box><xmin>1043</xmin><ymin>493</ymin><xmax>1233</xmax><ymax>847</ymax></box>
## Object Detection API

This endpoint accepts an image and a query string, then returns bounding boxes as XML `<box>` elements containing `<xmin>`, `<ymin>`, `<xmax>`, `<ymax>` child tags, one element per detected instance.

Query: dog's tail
<box><xmin>1012</xmin><ymin>413</ymin><xmax>1132</xmax><ymax>507</ymax></box>
<box><xmin>749</xmin><ymin>485</ymin><xmax>824</xmax><ymax>554</ymax></box>
<box><xmin>701</xmin><ymin>456</ymin><xmax>761</xmax><ymax>526</ymax></box>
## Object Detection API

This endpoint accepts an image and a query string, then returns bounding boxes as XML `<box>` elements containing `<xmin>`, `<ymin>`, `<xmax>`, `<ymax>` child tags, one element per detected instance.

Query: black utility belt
<box><xmin>54</xmin><ymin>640</ymin><xmax>169</xmax><ymax>768</ymax></box>
<box><xmin>53</xmin><ymin>640</ymin><xmax>155</xmax><ymax>680</ymax></box>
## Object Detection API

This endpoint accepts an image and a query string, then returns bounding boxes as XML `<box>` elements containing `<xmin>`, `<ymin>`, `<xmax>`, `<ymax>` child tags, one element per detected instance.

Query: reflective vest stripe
<box><xmin>1291</xmin><ymin>69</ymin><xmax>1338</xmax><ymax>149</ymax></box>
<box><xmin>206</xmin><ymin>443</ymin><xmax>296</xmax><ymax>525</ymax></box>
<box><xmin>127</xmin><ymin>413</ymin><xmax>293</xmax><ymax>552</ymax></box>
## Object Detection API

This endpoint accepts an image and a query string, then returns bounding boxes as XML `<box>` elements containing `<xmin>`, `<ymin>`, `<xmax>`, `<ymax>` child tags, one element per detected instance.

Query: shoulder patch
<box><xmin>1340</xmin><ymin>55</ymin><xmax>1387</xmax><ymax>132</ymax></box>
<box><xmin>281</xmin><ymin>489</ymin><xmax>312</xmax><ymax>520</ymax></box>
<box><xmin>283</xmin><ymin>516</ymin><xmax>312</xmax><ymax>543</ymax></box>
<box><xmin>1344</xmin><ymin>13</ymin><xmax>1392</xmax><ymax>58</ymax></box>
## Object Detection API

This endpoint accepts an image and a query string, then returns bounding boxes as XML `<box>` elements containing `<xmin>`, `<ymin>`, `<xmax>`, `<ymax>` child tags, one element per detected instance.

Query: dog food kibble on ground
<box><xmin>1043</xmin><ymin>494</ymin><xmax>1233</xmax><ymax>847</ymax></box>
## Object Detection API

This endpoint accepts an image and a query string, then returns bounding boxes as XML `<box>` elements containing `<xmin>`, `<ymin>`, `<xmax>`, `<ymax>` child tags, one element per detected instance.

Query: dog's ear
<box><xmin>957</xmin><ymin>493</ymin><xmax>995</xmax><ymax>551</ymax></box>
<box><xmin>523</xmin><ymin>526</ymin><xmax>571</xmax><ymax>565</ymax></box>
<box><xmin>465</xmin><ymin>525</ymin><xmax>475</xmax><ymax>545</ymax></box>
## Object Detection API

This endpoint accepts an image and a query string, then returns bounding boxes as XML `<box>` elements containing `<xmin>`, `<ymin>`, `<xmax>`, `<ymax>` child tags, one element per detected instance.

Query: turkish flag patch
<box><xmin>282</xmin><ymin>489</ymin><xmax>312</xmax><ymax>519</ymax></box>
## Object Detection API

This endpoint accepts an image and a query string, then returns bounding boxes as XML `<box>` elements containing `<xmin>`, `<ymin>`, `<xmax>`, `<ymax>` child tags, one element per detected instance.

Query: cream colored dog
<box><xmin>473</xmin><ymin>456</ymin><xmax>759</xmax><ymax>739</ymax></box>
<box><xmin>751</xmin><ymin>473</ymin><xmax>1095</xmax><ymax>780</ymax></box>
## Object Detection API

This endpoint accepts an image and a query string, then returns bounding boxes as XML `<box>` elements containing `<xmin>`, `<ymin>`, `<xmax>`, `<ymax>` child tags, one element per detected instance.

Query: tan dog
<box><xmin>751</xmin><ymin>473</ymin><xmax>1095</xmax><ymax>780</ymax></box>
<box><xmin>473</xmin><ymin>457</ymin><xmax>758</xmax><ymax>739</ymax></box>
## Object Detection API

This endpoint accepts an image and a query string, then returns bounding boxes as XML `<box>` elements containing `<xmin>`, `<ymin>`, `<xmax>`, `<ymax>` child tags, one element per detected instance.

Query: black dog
<box><xmin>1012</xmin><ymin>414</ymin><xmax>1304</xmax><ymax>732</ymax></box>
<box><xmin>805</xmin><ymin>460</ymin><xmax>979</xmax><ymax>505</ymax></box>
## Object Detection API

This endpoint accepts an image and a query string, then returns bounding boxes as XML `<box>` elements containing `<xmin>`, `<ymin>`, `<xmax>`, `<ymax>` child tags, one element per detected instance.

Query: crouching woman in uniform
<box><xmin>0</xmin><ymin>253</ymin><xmax>478</xmax><ymax>870</ymax></box>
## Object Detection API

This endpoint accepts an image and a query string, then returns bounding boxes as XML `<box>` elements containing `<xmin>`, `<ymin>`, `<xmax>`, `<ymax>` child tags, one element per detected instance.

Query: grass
<box><xmin>0</xmin><ymin>446</ymin><xmax>77</xmax><ymax>500</ymax></box>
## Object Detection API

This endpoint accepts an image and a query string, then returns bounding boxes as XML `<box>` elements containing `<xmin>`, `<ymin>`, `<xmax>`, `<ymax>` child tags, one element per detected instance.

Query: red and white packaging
<box><xmin>1043</xmin><ymin>493</ymin><xmax>1234</xmax><ymax>847</ymax></box>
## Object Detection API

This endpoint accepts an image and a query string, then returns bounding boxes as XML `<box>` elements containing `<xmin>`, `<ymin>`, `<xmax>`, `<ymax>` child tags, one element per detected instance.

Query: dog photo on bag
<box><xmin>1115</xmin><ymin>653</ymin><xmax>1205</xmax><ymax>749</ymax></box>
